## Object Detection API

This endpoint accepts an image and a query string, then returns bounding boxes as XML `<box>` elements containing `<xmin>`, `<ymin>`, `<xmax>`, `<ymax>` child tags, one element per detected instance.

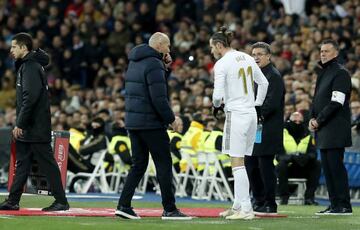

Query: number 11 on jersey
<box><xmin>238</xmin><ymin>66</ymin><xmax>254</xmax><ymax>95</ymax></box>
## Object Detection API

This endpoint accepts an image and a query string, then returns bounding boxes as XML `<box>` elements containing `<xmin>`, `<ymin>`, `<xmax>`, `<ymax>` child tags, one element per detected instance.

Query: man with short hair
<box><xmin>310</xmin><ymin>39</ymin><xmax>352</xmax><ymax>215</ymax></box>
<box><xmin>0</xmin><ymin>33</ymin><xmax>69</xmax><ymax>211</ymax></box>
<box><xmin>245</xmin><ymin>42</ymin><xmax>285</xmax><ymax>215</ymax></box>
<box><xmin>115</xmin><ymin>32</ymin><xmax>191</xmax><ymax>220</ymax></box>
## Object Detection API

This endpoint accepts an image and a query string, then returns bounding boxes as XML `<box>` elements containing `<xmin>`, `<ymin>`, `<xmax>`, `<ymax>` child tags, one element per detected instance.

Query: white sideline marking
<box><xmin>290</xmin><ymin>216</ymin><xmax>320</xmax><ymax>219</ymax></box>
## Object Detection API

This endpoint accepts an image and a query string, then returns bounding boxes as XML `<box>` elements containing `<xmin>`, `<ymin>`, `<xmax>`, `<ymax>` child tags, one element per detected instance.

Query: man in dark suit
<box><xmin>115</xmin><ymin>32</ymin><xmax>191</xmax><ymax>220</ymax></box>
<box><xmin>310</xmin><ymin>39</ymin><xmax>352</xmax><ymax>215</ymax></box>
<box><xmin>0</xmin><ymin>33</ymin><xmax>69</xmax><ymax>211</ymax></box>
<box><xmin>245</xmin><ymin>42</ymin><xmax>285</xmax><ymax>215</ymax></box>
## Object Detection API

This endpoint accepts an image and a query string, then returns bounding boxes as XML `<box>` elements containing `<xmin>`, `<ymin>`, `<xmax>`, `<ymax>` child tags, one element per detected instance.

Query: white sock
<box><xmin>232</xmin><ymin>166</ymin><xmax>252</xmax><ymax>213</ymax></box>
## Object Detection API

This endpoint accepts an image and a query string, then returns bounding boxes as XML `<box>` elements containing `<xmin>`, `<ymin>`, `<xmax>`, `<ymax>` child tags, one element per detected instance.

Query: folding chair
<box><xmin>69</xmin><ymin>149</ymin><xmax>112</xmax><ymax>193</ymax></box>
<box><xmin>204</xmin><ymin>151</ymin><xmax>234</xmax><ymax>201</ymax></box>
<box><xmin>175</xmin><ymin>149</ymin><xmax>198</xmax><ymax>197</ymax></box>
<box><xmin>105</xmin><ymin>155</ymin><xmax>130</xmax><ymax>193</ymax></box>
<box><xmin>68</xmin><ymin>137</ymin><xmax>115</xmax><ymax>193</ymax></box>
<box><xmin>191</xmin><ymin>151</ymin><xmax>210</xmax><ymax>199</ymax></box>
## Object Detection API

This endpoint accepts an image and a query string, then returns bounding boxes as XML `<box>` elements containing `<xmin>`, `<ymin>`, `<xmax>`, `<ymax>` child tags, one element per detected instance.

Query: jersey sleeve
<box><xmin>252</xmin><ymin>59</ymin><xmax>269</xmax><ymax>106</ymax></box>
<box><xmin>212</xmin><ymin>61</ymin><xmax>226</xmax><ymax>108</ymax></box>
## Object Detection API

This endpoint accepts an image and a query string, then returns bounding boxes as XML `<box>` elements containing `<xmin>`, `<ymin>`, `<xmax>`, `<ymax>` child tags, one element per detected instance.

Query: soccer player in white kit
<box><xmin>210</xmin><ymin>27</ymin><xmax>269</xmax><ymax>220</ymax></box>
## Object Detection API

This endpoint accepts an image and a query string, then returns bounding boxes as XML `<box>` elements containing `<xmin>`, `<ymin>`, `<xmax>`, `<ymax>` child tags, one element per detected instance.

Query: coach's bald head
<box><xmin>149</xmin><ymin>32</ymin><xmax>170</xmax><ymax>54</ymax></box>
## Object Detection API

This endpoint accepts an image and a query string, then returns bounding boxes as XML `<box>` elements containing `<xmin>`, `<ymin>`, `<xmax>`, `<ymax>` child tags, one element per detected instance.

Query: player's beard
<box><xmin>214</xmin><ymin>52</ymin><xmax>221</xmax><ymax>60</ymax></box>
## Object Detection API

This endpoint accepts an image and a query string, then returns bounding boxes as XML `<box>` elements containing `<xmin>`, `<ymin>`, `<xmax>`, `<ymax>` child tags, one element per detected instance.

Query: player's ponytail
<box><xmin>211</xmin><ymin>26</ymin><xmax>233</xmax><ymax>48</ymax></box>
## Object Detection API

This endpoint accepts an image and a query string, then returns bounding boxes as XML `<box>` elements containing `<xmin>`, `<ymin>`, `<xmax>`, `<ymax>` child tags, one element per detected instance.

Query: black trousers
<box><xmin>320</xmin><ymin>148</ymin><xmax>351</xmax><ymax>209</ymax></box>
<box><xmin>117</xmin><ymin>129</ymin><xmax>176</xmax><ymax>212</ymax></box>
<box><xmin>245</xmin><ymin>155</ymin><xmax>277</xmax><ymax>207</ymax></box>
<box><xmin>9</xmin><ymin>140</ymin><xmax>67</xmax><ymax>204</ymax></box>
<box><xmin>277</xmin><ymin>159</ymin><xmax>321</xmax><ymax>200</ymax></box>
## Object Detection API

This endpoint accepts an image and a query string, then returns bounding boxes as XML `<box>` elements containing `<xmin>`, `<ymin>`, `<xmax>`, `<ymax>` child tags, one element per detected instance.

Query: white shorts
<box><xmin>222</xmin><ymin>111</ymin><xmax>257</xmax><ymax>157</ymax></box>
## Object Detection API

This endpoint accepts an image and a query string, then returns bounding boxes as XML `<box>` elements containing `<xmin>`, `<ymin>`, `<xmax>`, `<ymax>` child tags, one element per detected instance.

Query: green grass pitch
<box><xmin>0</xmin><ymin>195</ymin><xmax>359</xmax><ymax>230</ymax></box>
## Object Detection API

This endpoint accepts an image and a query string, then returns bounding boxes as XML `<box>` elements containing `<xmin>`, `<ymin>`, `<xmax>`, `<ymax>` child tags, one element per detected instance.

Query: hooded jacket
<box><xmin>15</xmin><ymin>48</ymin><xmax>52</xmax><ymax>142</ymax></box>
<box><xmin>124</xmin><ymin>44</ymin><xmax>175</xmax><ymax>130</ymax></box>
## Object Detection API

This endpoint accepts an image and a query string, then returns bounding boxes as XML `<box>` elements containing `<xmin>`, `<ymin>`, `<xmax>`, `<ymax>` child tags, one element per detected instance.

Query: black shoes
<box><xmin>315</xmin><ymin>206</ymin><xmax>332</xmax><ymax>215</ymax></box>
<box><xmin>315</xmin><ymin>206</ymin><xmax>352</xmax><ymax>216</ymax></box>
<box><xmin>115</xmin><ymin>207</ymin><xmax>192</xmax><ymax>220</ymax></box>
<box><xmin>304</xmin><ymin>199</ymin><xmax>319</xmax><ymax>206</ymax></box>
<box><xmin>42</xmin><ymin>201</ymin><xmax>70</xmax><ymax>211</ymax></box>
<box><xmin>115</xmin><ymin>206</ymin><xmax>141</xmax><ymax>219</ymax></box>
<box><xmin>0</xmin><ymin>199</ymin><xmax>69</xmax><ymax>211</ymax></box>
<box><xmin>0</xmin><ymin>200</ymin><xmax>19</xmax><ymax>210</ymax></box>
<box><xmin>162</xmin><ymin>209</ymin><xmax>192</xmax><ymax>220</ymax></box>
<box><xmin>252</xmin><ymin>201</ymin><xmax>265</xmax><ymax>211</ymax></box>
<box><xmin>254</xmin><ymin>205</ymin><xmax>277</xmax><ymax>215</ymax></box>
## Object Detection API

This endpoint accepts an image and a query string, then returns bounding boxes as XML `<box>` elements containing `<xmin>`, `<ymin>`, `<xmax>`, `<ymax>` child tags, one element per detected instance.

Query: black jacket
<box><xmin>253</xmin><ymin>63</ymin><xmax>285</xmax><ymax>156</ymax></box>
<box><xmin>311</xmin><ymin>58</ymin><xmax>352</xmax><ymax>149</ymax></box>
<box><xmin>124</xmin><ymin>44</ymin><xmax>175</xmax><ymax>130</ymax></box>
<box><xmin>15</xmin><ymin>49</ymin><xmax>51</xmax><ymax>143</ymax></box>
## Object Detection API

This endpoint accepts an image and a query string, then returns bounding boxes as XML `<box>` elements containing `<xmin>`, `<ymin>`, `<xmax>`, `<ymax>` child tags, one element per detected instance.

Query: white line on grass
<box><xmin>289</xmin><ymin>216</ymin><xmax>320</xmax><ymax>219</ymax></box>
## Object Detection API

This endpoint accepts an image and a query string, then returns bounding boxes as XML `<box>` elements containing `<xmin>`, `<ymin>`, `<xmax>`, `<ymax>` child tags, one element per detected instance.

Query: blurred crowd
<box><xmin>0</xmin><ymin>0</ymin><xmax>360</xmax><ymax>149</ymax></box>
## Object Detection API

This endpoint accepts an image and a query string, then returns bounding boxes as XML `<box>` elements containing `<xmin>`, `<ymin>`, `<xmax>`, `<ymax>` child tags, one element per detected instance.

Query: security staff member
<box><xmin>180</xmin><ymin>113</ymin><xmax>204</xmax><ymax>173</ymax></box>
<box><xmin>197</xmin><ymin>128</ymin><xmax>211</xmax><ymax>174</ymax></box>
<box><xmin>0</xmin><ymin>33</ymin><xmax>69</xmax><ymax>211</ymax></box>
<box><xmin>310</xmin><ymin>39</ymin><xmax>352</xmax><ymax>215</ymax></box>
<box><xmin>105</xmin><ymin>122</ymin><xmax>132</xmax><ymax>173</ymax></box>
<box><xmin>276</xmin><ymin>112</ymin><xmax>320</xmax><ymax>205</ymax></box>
<box><xmin>68</xmin><ymin>117</ymin><xmax>107</xmax><ymax>174</ymax></box>
<box><xmin>168</xmin><ymin>129</ymin><xmax>182</xmax><ymax>173</ymax></box>
<box><xmin>245</xmin><ymin>42</ymin><xmax>285</xmax><ymax>215</ymax></box>
<box><xmin>204</xmin><ymin>117</ymin><xmax>232</xmax><ymax>179</ymax></box>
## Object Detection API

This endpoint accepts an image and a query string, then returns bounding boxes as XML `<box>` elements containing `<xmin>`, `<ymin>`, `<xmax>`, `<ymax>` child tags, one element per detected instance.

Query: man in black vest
<box><xmin>310</xmin><ymin>39</ymin><xmax>352</xmax><ymax>215</ymax></box>
<box><xmin>0</xmin><ymin>33</ymin><xmax>69</xmax><ymax>211</ymax></box>
<box><xmin>245</xmin><ymin>42</ymin><xmax>285</xmax><ymax>215</ymax></box>
<box><xmin>115</xmin><ymin>32</ymin><xmax>191</xmax><ymax>220</ymax></box>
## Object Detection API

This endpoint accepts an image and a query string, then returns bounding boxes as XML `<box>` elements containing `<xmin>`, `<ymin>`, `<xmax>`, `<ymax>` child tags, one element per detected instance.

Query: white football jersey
<box><xmin>212</xmin><ymin>49</ymin><xmax>268</xmax><ymax>113</ymax></box>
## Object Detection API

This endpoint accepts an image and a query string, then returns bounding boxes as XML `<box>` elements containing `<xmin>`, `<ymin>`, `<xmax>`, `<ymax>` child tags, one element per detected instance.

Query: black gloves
<box><xmin>255</xmin><ymin>106</ymin><xmax>264</xmax><ymax>124</ymax></box>
<box><xmin>293</xmin><ymin>154</ymin><xmax>310</xmax><ymax>167</ymax></box>
<box><xmin>277</xmin><ymin>153</ymin><xmax>310</xmax><ymax>167</ymax></box>
<box><xmin>213</xmin><ymin>104</ymin><xmax>224</xmax><ymax>119</ymax></box>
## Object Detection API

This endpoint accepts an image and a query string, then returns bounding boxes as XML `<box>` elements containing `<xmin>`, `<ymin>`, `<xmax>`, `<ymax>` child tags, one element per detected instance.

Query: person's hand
<box><xmin>255</xmin><ymin>106</ymin><xmax>264</xmax><ymax>124</ymax></box>
<box><xmin>171</xmin><ymin>116</ymin><xmax>181</xmax><ymax>132</ymax></box>
<box><xmin>212</xmin><ymin>104</ymin><xmax>224</xmax><ymax>119</ymax></box>
<box><xmin>308</xmin><ymin>118</ymin><xmax>318</xmax><ymax>132</ymax></box>
<box><xmin>293</xmin><ymin>154</ymin><xmax>309</xmax><ymax>167</ymax></box>
<box><xmin>277</xmin><ymin>154</ymin><xmax>293</xmax><ymax>163</ymax></box>
<box><xmin>163</xmin><ymin>53</ymin><xmax>172</xmax><ymax>69</ymax></box>
<box><xmin>12</xmin><ymin>126</ymin><xmax>23</xmax><ymax>140</ymax></box>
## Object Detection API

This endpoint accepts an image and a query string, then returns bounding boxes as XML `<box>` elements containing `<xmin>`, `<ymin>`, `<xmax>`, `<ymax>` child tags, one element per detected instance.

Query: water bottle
<box><xmin>255</xmin><ymin>123</ymin><xmax>262</xmax><ymax>144</ymax></box>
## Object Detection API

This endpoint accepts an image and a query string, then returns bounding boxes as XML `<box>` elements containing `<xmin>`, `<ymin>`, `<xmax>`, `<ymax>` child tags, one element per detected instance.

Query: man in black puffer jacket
<box><xmin>0</xmin><ymin>33</ymin><xmax>69</xmax><ymax>211</ymax></box>
<box><xmin>115</xmin><ymin>32</ymin><xmax>190</xmax><ymax>220</ymax></box>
